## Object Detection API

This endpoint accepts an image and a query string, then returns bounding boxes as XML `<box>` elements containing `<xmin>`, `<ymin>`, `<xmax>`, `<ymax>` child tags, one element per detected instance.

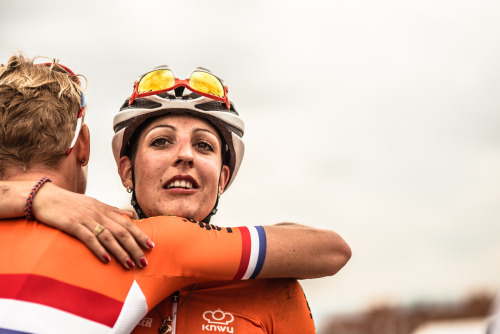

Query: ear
<box><xmin>219</xmin><ymin>165</ymin><xmax>230</xmax><ymax>194</ymax></box>
<box><xmin>75</xmin><ymin>124</ymin><xmax>90</xmax><ymax>166</ymax></box>
<box><xmin>118</xmin><ymin>156</ymin><xmax>134</xmax><ymax>190</ymax></box>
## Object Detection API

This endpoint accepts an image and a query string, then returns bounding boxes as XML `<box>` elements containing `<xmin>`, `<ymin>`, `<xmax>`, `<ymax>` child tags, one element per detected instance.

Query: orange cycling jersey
<box><xmin>0</xmin><ymin>216</ymin><xmax>266</xmax><ymax>334</ymax></box>
<box><xmin>132</xmin><ymin>279</ymin><xmax>316</xmax><ymax>334</ymax></box>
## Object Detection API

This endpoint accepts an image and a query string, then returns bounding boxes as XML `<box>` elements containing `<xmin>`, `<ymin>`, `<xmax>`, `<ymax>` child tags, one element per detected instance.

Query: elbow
<box><xmin>297</xmin><ymin>229</ymin><xmax>352</xmax><ymax>279</ymax></box>
<box><xmin>322</xmin><ymin>231</ymin><xmax>352</xmax><ymax>277</ymax></box>
<box><xmin>333</xmin><ymin>240</ymin><xmax>352</xmax><ymax>275</ymax></box>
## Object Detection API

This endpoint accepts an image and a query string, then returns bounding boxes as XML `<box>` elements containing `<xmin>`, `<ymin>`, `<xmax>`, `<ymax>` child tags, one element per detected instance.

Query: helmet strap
<box><xmin>202</xmin><ymin>193</ymin><xmax>220</xmax><ymax>223</ymax></box>
<box><xmin>131</xmin><ymin>190</ymin><xmax>147</xmax><ymax>219</ymax></box>
<box><xmin>201</xmin><ymin>166</ymin><xmax>224</xmax><ymax>223</ymax></box>
<box><xmin>130</xmin><ymin>164</ymin><xmax>148</xmax><ymax>219</ymax></box>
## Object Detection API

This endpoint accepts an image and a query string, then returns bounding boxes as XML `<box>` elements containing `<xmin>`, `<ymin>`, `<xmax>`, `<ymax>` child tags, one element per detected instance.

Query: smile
<box><xmin>166</xmin><ymin>179</ymin><xmax>194</xmax><ymax>189</ymax></box>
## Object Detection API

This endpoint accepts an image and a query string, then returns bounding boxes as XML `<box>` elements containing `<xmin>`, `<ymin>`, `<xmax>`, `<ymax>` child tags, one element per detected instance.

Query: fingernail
<box><xmin>146</xmin><ymin>239</ymin><xmax>155</xmax><ymax>248</ymax></box>
<box><xmin>103</xmin><ymin>254</ymin><xmax>111</xmax><ymax>263</ymax></box>
<box><xmin>140</xmin><ymin>257</ymin><xmax>148</xmax><ymax>267</ymax></box>
<box><xmin>126</xmin><ymin>258</ymin><xmax>135</xmax><ymax>268</ymax></box>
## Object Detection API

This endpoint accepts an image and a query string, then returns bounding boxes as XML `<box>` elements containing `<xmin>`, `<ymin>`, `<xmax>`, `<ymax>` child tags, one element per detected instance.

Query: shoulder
<box><xmin>135</xmin><ymin>216</ymin><xmax>235</xmax><ymax>235</ymax></box>
<box><xmin>135</xmin><ymin>215</ymin><xmax>185</xmax><ymax>224</ymax></box>
<box><xmin>133</xmin><ymin>216</ymin><xmax>196</xmax><ymax>232</ymax></box>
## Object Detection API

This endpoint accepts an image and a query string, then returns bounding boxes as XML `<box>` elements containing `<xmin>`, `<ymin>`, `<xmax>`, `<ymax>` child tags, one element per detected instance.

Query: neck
<box><xmin>2</xmin><ymin>166</ymin><xmax>78</xmax><ymax>193</ymax></box>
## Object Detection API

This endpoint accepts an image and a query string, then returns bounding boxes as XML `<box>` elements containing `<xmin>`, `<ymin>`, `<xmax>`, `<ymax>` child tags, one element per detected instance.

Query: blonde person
<box><xmin>0</xmin><ymin>53</ymin><xmax>307</xmax><ymax>333</ymax></box>
<box><xmin>0</xmin><ymin>60</ymin><xmax>351</xmax><ymax>333</ymax></box>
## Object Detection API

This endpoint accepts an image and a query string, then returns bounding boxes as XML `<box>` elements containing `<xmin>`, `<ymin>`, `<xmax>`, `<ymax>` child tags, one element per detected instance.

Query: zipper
<box><xmin>170</xmin><ymin>291</ymin><xmax>179</xmax><ymax>334</ymax></box>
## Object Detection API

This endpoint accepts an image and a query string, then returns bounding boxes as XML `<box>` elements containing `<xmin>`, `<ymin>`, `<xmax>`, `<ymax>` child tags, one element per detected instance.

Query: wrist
<box><xmin>24</xmin><ymin>177</ymin><xmax>52</xmax><ymax>220</ymax></box>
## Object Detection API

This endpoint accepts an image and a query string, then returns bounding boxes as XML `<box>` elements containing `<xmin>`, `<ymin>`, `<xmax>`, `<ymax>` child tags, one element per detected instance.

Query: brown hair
<box><xmin>0</xmin><ymin>53</ymin><xmax>84</xmax><ymax>177</ymax></box>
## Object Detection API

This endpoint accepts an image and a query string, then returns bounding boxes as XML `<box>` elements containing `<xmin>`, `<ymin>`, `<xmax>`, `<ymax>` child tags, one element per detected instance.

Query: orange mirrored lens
<box><xmin>189</xmin><ymin>71</ymin><xmax>225</xmax><ymax>98</ymax></box>
<box><xmin>137</xmin><ymin>69</ymin><xmax>175</xmax><ymax>94</ymax></box>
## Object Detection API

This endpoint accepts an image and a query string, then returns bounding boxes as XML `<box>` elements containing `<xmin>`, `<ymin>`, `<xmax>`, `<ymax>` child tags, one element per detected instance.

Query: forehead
<box><xmin>143</xmin><ymin>113</ymin><xmax>220</xmax><ymax>138</ymax></box>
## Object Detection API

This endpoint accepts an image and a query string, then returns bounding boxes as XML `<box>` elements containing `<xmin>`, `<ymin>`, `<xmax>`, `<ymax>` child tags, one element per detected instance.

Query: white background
<box><xmin>2</xmin><ymin>0</ymin><xmax>500</xmax><ymax>331</ymax></box>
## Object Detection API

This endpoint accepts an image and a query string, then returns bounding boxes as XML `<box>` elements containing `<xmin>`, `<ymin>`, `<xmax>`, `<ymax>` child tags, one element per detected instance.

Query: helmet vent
<box><xmin>122</xmin><ymin>98</ymin><xmax>162</xmax><ymax>110</ymax></box>
<box><xmin>195</xmin><ymin>101</ymin><xmax>239</xmax><ymax>115</ymax></box>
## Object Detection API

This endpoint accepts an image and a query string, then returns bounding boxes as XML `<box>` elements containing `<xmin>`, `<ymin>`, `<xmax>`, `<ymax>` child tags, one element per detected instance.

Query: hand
<box><xmin>32</xmin><ymin>183</ymin><xmax>153</xmax><ymax>269</ymax></box>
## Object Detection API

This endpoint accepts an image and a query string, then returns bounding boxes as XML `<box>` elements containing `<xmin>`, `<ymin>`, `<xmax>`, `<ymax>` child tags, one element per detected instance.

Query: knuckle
<box><xmin>120</xmin><ymin>218</ymin><xmax>134</xmax><ymax>229</ymax></box>
<box><xmin>114</xmin><ymin>228</ymin><xmax>130</xmax><ymax>241</ymax></box>
<box><xmin>98</xmin><ymin>231</ymin><xmax>114</xmax><ymax>243</ymax></box>
<box><xmin>82</xmin><ymin>233</ymin><xmax>97</xmax><ymax>245</ymax></box>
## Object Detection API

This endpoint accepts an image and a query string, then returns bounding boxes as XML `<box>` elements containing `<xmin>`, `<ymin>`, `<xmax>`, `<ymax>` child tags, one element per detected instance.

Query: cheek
<box><xmin>199</xmin><ymin>159</ymin><xmax>222</xmax><ymax>183</ymax></box>
<box><xmin>134</xmin><ymin>153</ymin><xmax>163</xmax><ymax>186</ymax></box>
<box><xmin>137</xmin><ymin>147</ymin><xmax>168</xmax><ymax>170</ymax></box>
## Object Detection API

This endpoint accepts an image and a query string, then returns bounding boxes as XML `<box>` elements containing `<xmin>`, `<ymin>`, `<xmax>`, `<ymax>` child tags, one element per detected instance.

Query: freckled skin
<box><xmin>131</xmin><ymin>114</ymin><xmax>229</xmax><ymax>221</ymax></box>
<box><xmin>0</xmin><ymin>186</ymin><xmax>8</xmax><ymax>195</ymax></box>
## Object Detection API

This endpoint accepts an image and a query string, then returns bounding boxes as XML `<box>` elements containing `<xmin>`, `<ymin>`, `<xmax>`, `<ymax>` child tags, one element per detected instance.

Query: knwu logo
<box><xmin>202</xmin><ymin>309</ymin><xmax>235</xmax><ymax>333</ymax></box>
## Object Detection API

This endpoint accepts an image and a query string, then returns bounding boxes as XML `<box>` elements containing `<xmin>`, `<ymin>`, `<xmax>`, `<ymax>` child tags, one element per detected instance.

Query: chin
<box><xmin>157</xmin><ymin>205</ymin><xmax>196</xmax><ymax>220</ymax></box>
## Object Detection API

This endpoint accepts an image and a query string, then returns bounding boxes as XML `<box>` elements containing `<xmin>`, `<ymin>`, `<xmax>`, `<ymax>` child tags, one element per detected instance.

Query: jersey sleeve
<box><xmin>134</xmin><ymin>216</ymin><xmax>266</xmax><ymax>284</ymax></box>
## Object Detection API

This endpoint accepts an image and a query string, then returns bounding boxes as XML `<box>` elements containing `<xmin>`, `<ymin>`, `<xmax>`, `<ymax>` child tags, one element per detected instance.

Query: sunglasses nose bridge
<box><xmin>172</xmin><ymin>78</ymin><xmax>197</xmax><ymax>97</ymax></box>
<box><xmin>176</xmin><ymin>78</ymin><xmax>190</xmax><ymax>86</ymax></box>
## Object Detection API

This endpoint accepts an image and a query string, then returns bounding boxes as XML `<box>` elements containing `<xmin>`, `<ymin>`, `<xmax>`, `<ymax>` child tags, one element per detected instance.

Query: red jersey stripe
<box><xmin>0</xmin><ymin>274</ymin><xmax>122</xmax><ymax>327</ymax></box>
<box><xmin>233</xmin><ymin>227</ymin><xmax>251</xmax><ymax>280</ymax></box>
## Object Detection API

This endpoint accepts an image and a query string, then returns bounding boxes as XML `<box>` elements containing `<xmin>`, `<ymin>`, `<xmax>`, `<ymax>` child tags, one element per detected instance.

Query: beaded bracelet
<box><xmin>24</xmin><ymin>177</ymin><xmax>52</xmax><ymax>220</ymax></box>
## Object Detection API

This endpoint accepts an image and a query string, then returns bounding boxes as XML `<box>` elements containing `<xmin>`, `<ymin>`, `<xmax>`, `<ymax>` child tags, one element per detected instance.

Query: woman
<box><xmin>1</xmin><ymin>65</ymin><xmax>351</xmax><ymax>333</ymax></box>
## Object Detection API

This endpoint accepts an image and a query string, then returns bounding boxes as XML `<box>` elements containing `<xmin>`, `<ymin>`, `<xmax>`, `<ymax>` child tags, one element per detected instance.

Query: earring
<box><xmin>126</xmin><ymin>185</ymin><xmax>133</xmax><ymax>193</ymax></box>
<box><xmin>80</xmin><ymin>159</ymin><xmax>85</xmax><ymax>164</ymax></box>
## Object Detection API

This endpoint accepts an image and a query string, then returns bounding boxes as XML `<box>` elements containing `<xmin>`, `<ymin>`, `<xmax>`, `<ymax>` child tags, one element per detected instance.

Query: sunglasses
<box><xmin>37</xmin><ymin>62</ymin><xmax>87</xmax><ymax>154</ymax></box>
<box><xmin>128</xmin><ymin>66</ymin><xmax>230</xmax><ymax>109</ymax></box>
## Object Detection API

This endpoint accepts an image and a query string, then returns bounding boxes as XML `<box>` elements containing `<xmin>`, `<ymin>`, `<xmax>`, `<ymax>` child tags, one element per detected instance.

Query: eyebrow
<box><xmin>194</xmin><ymin>128</ymin><xmax>218</xmax><ymax>137</ymax></box>
<box><xmin>150</xmin><ymin>124</ymin><xmax>175</xmax><ymax>131</ymax></box>
<box><xmin>145</xmin><ymin>125</ymin><xmax>218</xmax><ymax>139</ymax></box>
<box><xmin>144</xmin><ymin>124</ymin><xmax>176</xmax><ymax>135</ymax></box>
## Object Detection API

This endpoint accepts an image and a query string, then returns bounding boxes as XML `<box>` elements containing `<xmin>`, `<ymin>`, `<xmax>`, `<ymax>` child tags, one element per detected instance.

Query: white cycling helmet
<box><xmin>111</xmin><ymin>66</ymin><xmax>245</xmax><ymax>191</ymax></box>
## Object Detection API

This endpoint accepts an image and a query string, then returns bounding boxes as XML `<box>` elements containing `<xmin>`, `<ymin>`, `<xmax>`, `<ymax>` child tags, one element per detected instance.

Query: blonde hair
<box><xmin>0</xmin><ymin>53</ymin><xmax>85</xmax><ymax>177</ymax></box>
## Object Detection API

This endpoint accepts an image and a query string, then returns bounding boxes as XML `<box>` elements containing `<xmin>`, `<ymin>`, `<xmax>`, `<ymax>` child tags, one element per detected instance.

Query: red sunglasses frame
<box><xmin>36</xmin><ymin>62</ymin><xmax>86</xmax><ymax>154</ymax></box>
<box><xmin>128</xmin><ymin>68</ymin><xmax>230</xmax><ymax>109</ymax></box>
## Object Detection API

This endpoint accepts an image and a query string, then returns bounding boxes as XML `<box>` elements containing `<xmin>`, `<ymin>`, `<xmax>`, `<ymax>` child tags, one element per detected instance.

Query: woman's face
<box><xmin>119</xmin><ymin>114</ymin><xmax>230</xmax><ymax>221</ymax></box>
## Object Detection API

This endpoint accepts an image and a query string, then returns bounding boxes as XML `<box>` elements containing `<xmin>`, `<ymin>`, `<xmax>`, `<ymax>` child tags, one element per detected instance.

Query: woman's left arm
<box><xmin>0</xmin><ymin>180</ymin><xmax>152</xmax><ymax>269</ymax></box>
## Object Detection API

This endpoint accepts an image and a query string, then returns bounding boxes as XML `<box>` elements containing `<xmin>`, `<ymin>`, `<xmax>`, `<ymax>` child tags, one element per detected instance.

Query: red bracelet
<box><xmin>24</xmin><ymin>177</ymin><xmax>52</xmax><ymax>220</ymax></box>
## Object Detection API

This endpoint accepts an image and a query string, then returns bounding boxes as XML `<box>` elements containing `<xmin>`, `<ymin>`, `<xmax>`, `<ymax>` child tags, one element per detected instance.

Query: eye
<box><xmin>151</xmin><ymin>137</ymin><xmax>171</xmax><ymax>147</ymax></box>
<box><xmin>195</xmin><ymin>141</ymin><xmax>214</xmax><ymax>152</ymax></box>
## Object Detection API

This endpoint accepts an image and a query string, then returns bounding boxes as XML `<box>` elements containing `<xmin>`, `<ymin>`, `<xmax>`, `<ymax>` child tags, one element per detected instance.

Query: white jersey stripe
<box><xmin>0</xmin><ymin>298</ymin><xmax>111</xmax><ymax>334</ymax></box>
<box><xmin>110</xmin><ymin>281</ymin><xmax>148</xmax><ymax>333</ymax></box>
<box><xmin>0</xmin><ymin>280</ymin><xmax>149</xmax><ymax>334</ymax></box>
<box><xmin>242</xmin><ymin>226</ymin><xmax>260</xmax><ymax>279</ymax></box>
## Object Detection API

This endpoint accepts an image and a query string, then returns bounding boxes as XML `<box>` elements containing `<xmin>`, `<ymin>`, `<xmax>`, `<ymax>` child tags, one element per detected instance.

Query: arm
<box><xmin>142</xmin><ymin>217</ymin><xmax>350</xmax><ymax>280</ymax></box>
<box><xmin>0</xmin><ymin>181</ymin><xmax>351</xmax><ymax>279</ymax></box>
<box><xmin>0</xmin><ymin>180</ymin><xmax>152</xmax><ymax>269</ymax></box>
<box><xmin>259</xmin><ymin>222</ymin><xmax>351</xmax><ymax>279</ymax></box>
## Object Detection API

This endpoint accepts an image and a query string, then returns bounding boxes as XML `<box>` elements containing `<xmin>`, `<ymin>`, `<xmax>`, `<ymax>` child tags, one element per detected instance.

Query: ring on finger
<box><xmin>93</xmin><ymin>224</ymin><xmax>105</xmax><ymax>237</ymax></box>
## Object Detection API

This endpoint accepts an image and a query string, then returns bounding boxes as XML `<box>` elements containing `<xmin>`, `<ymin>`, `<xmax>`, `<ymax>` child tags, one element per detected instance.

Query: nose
<box><xmin>173</xmin><ymin>139</ymin><xmax>194</xmax><ymax>167</ymax></box>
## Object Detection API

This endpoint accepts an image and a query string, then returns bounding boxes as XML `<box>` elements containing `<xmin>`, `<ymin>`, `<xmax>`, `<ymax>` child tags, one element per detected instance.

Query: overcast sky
<box><xmin>2</xmin><ymin>0</ymin><xmax>500</xmax><ymax>331</ymax></box>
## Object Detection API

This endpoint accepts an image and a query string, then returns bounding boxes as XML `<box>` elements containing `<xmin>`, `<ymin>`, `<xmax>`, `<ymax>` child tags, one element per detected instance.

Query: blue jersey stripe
<box><xmin>249</xmin><ymin>226</ymin><xmax>267</xmax><ymax>279</ymax></box>
<box><xmin>0</xmin><ymin>328</ymin><xmax>31</xmax><ymax>334</ymax></box>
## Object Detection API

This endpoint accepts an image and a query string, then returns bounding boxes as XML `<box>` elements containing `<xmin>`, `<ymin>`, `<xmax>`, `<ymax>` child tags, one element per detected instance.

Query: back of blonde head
<box><xmin>0</xmin><ymin>53</ymin><xmax>84</xmax><ymax>177</ymax></box>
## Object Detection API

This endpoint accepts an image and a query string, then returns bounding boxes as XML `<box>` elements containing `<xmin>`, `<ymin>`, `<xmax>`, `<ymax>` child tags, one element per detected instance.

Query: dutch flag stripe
<box><xmin>231</xmin><ymin>226</ymin><xmax>267</xmax><ymax>280</ymax></box>
<box><xmin>233</xmin><ymin>227</ymin><xmax>251</xmax><ymax>280</ymax></box>
<box><xmin>249</xmin><ymin>226</ymin><xmax>267</xmax><ymax>279</ymax></box>
<box><xmin>0</xmin><ymin>273</ymin><xmax>122</xmax><ymax>328</ymax></box>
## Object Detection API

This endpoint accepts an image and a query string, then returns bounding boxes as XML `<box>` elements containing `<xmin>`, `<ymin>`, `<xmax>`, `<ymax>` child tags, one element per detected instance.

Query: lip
<box><xmin>163</xmin><ymin>175</ymin><xmax>199</xmax><ymax>193</ymax></box>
